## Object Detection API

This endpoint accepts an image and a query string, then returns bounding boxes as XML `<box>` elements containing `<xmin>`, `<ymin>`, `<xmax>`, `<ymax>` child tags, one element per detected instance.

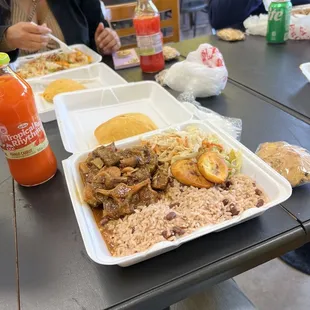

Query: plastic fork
<box><xmin>47</xmin><ymin>33</ymin><xmax>74</xmax><ymax>53</ymax></box>
<box><xmin>30</xmin><ymin>22</ymin><xmax>73</xmax><ymax>53</ymax></box>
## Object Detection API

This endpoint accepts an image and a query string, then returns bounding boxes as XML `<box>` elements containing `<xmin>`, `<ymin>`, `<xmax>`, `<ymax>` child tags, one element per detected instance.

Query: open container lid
<box><xmin>28</xmin><ymin>63</ymin><xmax>127</xmax><ymax>123</ymax></box>
<box><xmin>28</xmin><ymin>63</ymin><xmax>128</xmax><ymax>123</ymax></box>
<box><xmin>54</xmin><ymin>81</ymin><xmax>194</xmax><ymax>154</ymax></box>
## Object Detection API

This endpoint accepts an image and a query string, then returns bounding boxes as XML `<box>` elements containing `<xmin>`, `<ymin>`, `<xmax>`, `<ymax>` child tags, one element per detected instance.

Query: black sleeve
<box><xmin>291</xmin><ymin>0</ymin><xmax>310</xmax><ymax>4</ymax></box>
<box><xmin>0</xmin><ymin>26</ymin><xmax>19</xmax><ymax>62</ymax></box>
<box><xmin>79</xmin><ymin>0</ymin><xmax>110</xmax><ymax>51</ymax></box>
<box><xmin>0</xmin><ymin>25</ymin><xmax>7</xmax><ymax>41</ymax></box>
<box><xmin>208</xmin><ymin>0</ymin><xmax>263</xmax><ymax>30</ymax></box>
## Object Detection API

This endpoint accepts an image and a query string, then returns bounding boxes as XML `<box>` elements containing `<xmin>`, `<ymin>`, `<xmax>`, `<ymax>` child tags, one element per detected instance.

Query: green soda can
<box><xmin>266</xmin><ymin>0</ymin><xmax>292</xmax><ymax>43</ymax></box>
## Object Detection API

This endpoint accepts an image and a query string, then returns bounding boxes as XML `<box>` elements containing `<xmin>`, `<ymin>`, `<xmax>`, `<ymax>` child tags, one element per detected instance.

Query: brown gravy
<box><xmin>91</xmin><ymin>207</ymin><xmax>115</xmax><ymax>254</ymax></box>
<box><xmin>92</xmin><ymin>207</ymin><xmax>103</xmax><ymax>227</ymax></box>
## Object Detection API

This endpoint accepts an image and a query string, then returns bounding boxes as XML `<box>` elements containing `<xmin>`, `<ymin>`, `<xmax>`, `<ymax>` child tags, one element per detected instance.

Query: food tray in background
<box><xmin>112</xmin><ymin>49</ymin><xmax>140</xmax><ymax>70</ymax></box>
<box><xmin>28</xmin><ymin>63</ymin><xmax>127</xmax><ymax>123</ymax></box>
<box><xmin>54</xmin><ymin>81</ymin><xmax>193</xmax><ymax>153</ymax></box>
<box><xmin>292</xmin><ymin>4</ymin><xmax>310</xmax><ymax>15</ymax></box>
<box><xmin>11</xmin><ymin>44</ymin><xmax>102</xmax><ymax>82</ymax></box>
<box><xmin>62</xmin><ymin>119</ymin><xmax>292</xmax><ymax>267</ymax></box>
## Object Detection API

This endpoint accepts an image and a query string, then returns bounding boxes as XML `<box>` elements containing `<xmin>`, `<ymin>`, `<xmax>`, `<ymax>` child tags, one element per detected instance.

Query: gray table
<box><xmin>174</xmin><ymin>35</ymin><xmax>310</xmax><ymax>123</ymax></box>
<box><xmin>14</xmin><ymin>75</ymin><xmax>307</xmax><ymax>309</ymax></box>
<box><xmin>0</xmin><ymin>152</ymin><xmax>18</xmax><ymax>310</ymax></box>
<box><xmin>4</xmin><ymin>38</ymin><xmax>310</xmax><ymax>310</ymax></box>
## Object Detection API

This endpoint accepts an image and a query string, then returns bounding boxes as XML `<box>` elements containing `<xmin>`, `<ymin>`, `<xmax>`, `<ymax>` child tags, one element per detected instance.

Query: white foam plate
<box><xmin>12</xmin><ymin>44</ymin><xmax>102</xmax><ymax>82</ymax></box>
<box><xmin>300</xmin><ymin>63</ymin><xmax>310</xmax><ymax>82</ymax></box>
<box><xmin>27</xmin><ymin>63</ymin><xmax>127</xmax><ymax>123</ymax></box>
<box><xmin>62</xmin><ymin>120</ymin><xmax>292</xmax><ymax>267</ymax></box>
<box><xmin>54</xmin><ymin>81</ymin><xmax>194</xmax><ymax>153</ymax></box>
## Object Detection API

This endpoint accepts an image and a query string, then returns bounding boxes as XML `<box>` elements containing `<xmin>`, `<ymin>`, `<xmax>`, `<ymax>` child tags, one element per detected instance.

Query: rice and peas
<box><xmin>89</xmin><ymin>126</ymin><xmax>268</xmax><ymax>257</ymax></box>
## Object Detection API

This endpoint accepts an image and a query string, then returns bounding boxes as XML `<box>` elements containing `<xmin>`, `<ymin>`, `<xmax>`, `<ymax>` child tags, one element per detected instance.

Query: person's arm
<box><xmin>0</xmin><ymin>23</ymin><xmax>50</xmax><ymax>62</ymax></box>
<box><xmin>208</xmin><ymin>0</ymin><xmax>263</xmax><ymax>30</ymax></box>
<box><xmin>0</xmin><ymin>26</ymin><xmax>19</xmax><ymax>62</ymax></box>
<box><xmin>0</xmin><ymin>3</ymin><xmax>18</xmax><ymax>62</ymax></box>
<box><xmin>79</xmin><ymin>0</ymin><xmax>109</xmax><ymax>51</ymax></box>
<box><xmin>79</xmin><ymin>0</ymin><xmax>120</xmax><ymax>55</ymax></box>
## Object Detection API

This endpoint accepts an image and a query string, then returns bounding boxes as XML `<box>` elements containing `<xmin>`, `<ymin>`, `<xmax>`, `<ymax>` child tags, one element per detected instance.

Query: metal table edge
<box><xmin>280</xmin><ymin>204</ymin><xmax>310</xmax><ymax>236</ymax></box>
<box><xmin>301</xmin><ymin>219</ymin><xmax>310</xmax><ymax>238</ymax></box>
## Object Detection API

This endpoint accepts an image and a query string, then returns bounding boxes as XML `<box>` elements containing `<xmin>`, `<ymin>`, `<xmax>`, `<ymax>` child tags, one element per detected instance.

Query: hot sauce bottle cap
<box><xmin>0</xmin><ymin>53</ymin><xmax>10</xmax><ymax>65</ymax></box>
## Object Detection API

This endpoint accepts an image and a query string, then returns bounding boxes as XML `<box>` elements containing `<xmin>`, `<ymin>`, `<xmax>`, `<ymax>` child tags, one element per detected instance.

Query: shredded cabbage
<box><xmin>141</xmin><ymin>126</ymin><xmax>242</xmax><ymax>177</ymax></box>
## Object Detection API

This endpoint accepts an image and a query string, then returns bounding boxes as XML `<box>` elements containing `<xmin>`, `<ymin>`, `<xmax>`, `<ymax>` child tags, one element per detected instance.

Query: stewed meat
<box><xmin>141</xmin><ymin>146</ymin><xmax>158</xmax><ymax>174</ymax></box>
<box><xmin>127</xmin><ymin>167</ymin><xmax>150</xmax><ymax>185</ymax></box>
<box><xmin>120</xmin><ymin>156</ymin><xmax>138</xmax><ymax>168</ymax></box>
<box><xmin>104</xmin><ymin>176</ymin><xmax>128</xmax><ymax>190</ymax></box>
<box><xmin>138</xmin><ymin>184</ymin><xmax>159</xmax><ymax>205</ymax></box>
<box><xmin>80</xmin><ymin>144</ymin><xmax>162</xmax><ymax>223</ymax></box>
<box><xmin>152</xmin><ymin>164</ymin><xmax>169</xmax><ymax>190</ymax></box>
<box><xmin>83</xmin><ymin>183</ymin><xmax>100</xmax><ymax>207</ymax></box>
<box><xmin>94</xmin><ymin>143</ymin><xmax>120</xmax><ymax>166</ymax></box>
<box><xmin>97</xmin><ymin>179</ymin><xmax>150</xmax><ymax>219</ymax></box>
<box><xmin>91</xmin><ymin>157</ymin><xmax>104</xmax><ymax>169</ymax></box>
<box><xmin>92</xmin><ymin>166</ymin><xmax>127</xmax><ymax>189</ymax></box>
<box><xmin>119</xmin><ymin>146</ymin><xmax>158</xmax><ymax>174</ymax></box>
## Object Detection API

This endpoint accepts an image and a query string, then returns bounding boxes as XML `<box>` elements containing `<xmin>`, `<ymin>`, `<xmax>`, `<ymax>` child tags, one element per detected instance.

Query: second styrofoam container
<box><xmin>12</xmin><ymin>44</ymin><xmax>102</xmax><ymax>82</ymax></box>
<box><xmin>54</xmin><ymin>81</ymin><xmax>194</xmax><ymax>153</ymax></box>
<box><xmin>62</xmin><ymin>120</ymin><xmax>292</xmax><ymax>267</ymax></box>
<box><xmin>28</xmin><ymin>63</ymin><xmax>127</xmax><ymax>123</ymax></box>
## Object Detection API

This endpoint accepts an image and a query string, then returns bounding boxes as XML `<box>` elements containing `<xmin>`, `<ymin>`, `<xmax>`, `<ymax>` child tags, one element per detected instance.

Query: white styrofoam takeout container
<box><xmin>27</xmin><ymin>63</ymin><xmax>127</xmax><ymax>123</ymax></box>
<box><xmin>61</xmin><ymin>118</ymin><xmax>292</xmax><ymax>267</ymax></box>
<box><xmin>11</xmin><ymin>44</ymin><xmax>102</xmax><ymax>82</ymax></box>
<box><xmin>54</xmin><ymin>81</ymin><xmax>194</xmax><ymax>153</ymax></box>
<box><xmin>300</xmin><ymin>63</ymin><xmax>310</xmax><ymax>82</ymax></box>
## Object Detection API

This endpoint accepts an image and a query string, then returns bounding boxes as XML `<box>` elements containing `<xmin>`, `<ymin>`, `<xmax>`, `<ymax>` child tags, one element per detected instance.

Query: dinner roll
<box><xmin>94</xmin><ymin>113</ymin><xmax>157</xmax><ymax>145</ymax></box>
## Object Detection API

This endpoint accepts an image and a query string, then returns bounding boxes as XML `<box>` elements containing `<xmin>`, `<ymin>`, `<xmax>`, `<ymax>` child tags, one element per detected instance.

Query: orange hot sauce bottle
<box><xmin>0</xmin><ymin>53</ymin><xmax>57</xmax><ymax>186</ymax></box>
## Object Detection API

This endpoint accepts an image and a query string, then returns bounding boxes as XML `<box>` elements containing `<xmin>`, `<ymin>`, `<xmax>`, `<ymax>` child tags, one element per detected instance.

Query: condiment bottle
<box><xmin>133</xmin><ymin>0</ymin><xmax>165</xmax><ymax>73</ymax></box>
<box><xmin>0</xmin><ymin>53</ymin><xmax>57</xmax><ymax>186</ymax></box>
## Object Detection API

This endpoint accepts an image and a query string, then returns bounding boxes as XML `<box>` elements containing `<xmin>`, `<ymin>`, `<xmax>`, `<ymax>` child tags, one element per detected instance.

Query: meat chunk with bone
<box><xmin>96</xmin><ymin>179</ymin><xmax>151</xmax><ymax>220</ymax></box>
<box><xmin>93</xmin><ymin>143</ymin><xmax>120</xmax><ymax>166</ymax></box>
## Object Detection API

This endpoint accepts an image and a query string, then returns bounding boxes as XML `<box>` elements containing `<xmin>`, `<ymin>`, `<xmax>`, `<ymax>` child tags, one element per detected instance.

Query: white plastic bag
<box><xmin>163</xmin><ymin>44</ymin><xmax>228</xmax><ymax>98</ymax></box>
<box><xmin>244</xmin><ymin>13</ymin><xmax>310</xmax><ymax>40</ymax></box>
<box><xmin>289</xmin><ymin>14</ymin><xmax>310</xmax><ymax>39</ymax></box>
<box><xmin>243</xmin><ymin>14</ymin><xmax>268</xmax><ymax>36</ymax></box>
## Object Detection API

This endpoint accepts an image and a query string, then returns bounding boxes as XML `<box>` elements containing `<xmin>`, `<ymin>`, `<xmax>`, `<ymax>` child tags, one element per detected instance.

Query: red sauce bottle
<box><xmin>133</xmin><ymin>0</ymin><xmax>165</xmax><ymax>73</ymax></box>
<box><xmin>0</xmin><ymin>53</ymin><xmax>57</xmax><ymax>186</ymax></box>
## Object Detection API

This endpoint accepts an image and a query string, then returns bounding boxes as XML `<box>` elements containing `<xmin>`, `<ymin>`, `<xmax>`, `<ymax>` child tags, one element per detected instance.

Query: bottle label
<box><xmin>136</xmin><ymin>33</ymin><xmax>163</xmax><ymax>56</ymax></box>
<box><xmin>0</xmin><ymin>118</ymin><xmax>48</xmax><ymax>160</ymax></box>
